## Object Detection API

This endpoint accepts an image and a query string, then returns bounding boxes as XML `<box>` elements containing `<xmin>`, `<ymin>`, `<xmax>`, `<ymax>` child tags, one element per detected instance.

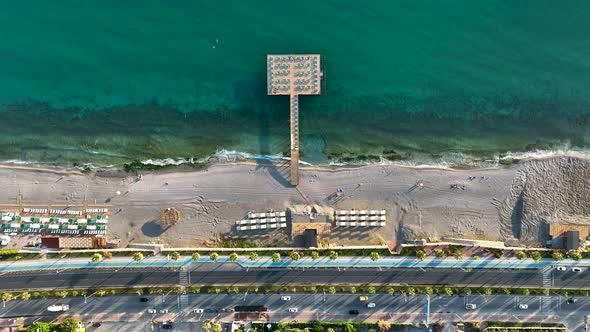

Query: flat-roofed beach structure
<box><xmin>267</xmin><ymin>54</ymin><xmax>322</xmax><ymax>186</ymax></box>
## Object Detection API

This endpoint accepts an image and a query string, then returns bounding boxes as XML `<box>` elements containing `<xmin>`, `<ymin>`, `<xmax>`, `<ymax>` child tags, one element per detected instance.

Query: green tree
<box><xmin>484</xmin><ymin>288</ymin><xmax>493</xmax><ymax>296</ymax></box>
<box><xmin>213</xmin><ymin>323</ymin><xmax>223</xmax><ymax>332</ymax></box>
<box><xmin>552</xmin><ymin>252</ymin><xmax>564</xmax><ymax>261</ymax></box>
<box><xmin>327</xmin><ymin>286</ymin><xmax>337</xmax><ymax>294</ymax></box>
<box><xmin>171</xmin><ymin>251</ymin><xmax>181</xmax><ymax>261</ymax></box>
<box><xmin>329</xmin><ymin>251</ymin><xmax>338</xmax><ymax>260</ymax></box>
<box><xmin>377</xmin><ymin>320</ymin><xmax>392</xmax><ymax>331</ymax></box>
<box><xmin>290</xmin><ymin>252</ymin><xmax>301</xmax><ymax>261</ymax></box>
<box><xmin>133</xmin><ymin>252</ymin><xmax>144</xmax><ymax>261</ymax></box>
<box><xmin>26</xmin><ymin>322</ymin><xmax>50</xmax><ymax>332</ymax></box>
<box><xmin>210</xmin><ymin>252</ymin><xmax>219</xmax><ymax>261</ymax></box>
<box><xmin>503</xmin><ymin>288</ymin><xmax>511</xmax><ymax>295</ymax></box>
<box><xmin>386</xmin><ymin>287</ymin><xmax>395</xmax><ymax>295</ymax></box>
<box><xmin>463</xmin><ymin>288</ymin><xmax>472</xmax><ymax>296</ymax></box>
<box><xmin>370</xmin><ymin>252</ymin><xmax>380</xmax><ymax>261</ymax></box>
<box><xmin>425</xmin><ymin>287</ymin><xmax>433</xmax><ymax>295</ymax></box>
<box><xmin>249</xmin><ymin>252</ymin><xmax>258</xmax><ymax>261</ymax></box>
<box><xmin>91</xmin><ymin>253</ymin><xmax>103</xmax><ymax>262</ymax></box>
<box><xmin>349</xmin><ymin>286</ymin><xmax>357</xmax><ymax>294</ymax></box>
<box><xmin>472</xmin><ymin>255</ymin><xmax>480</xmax><ymax>261</ymax></box>
<box><xmin>416</xmin><ymin>249</ymin><xmax>426</xmax><ymax>261</ymax></box>
<box><xmin>61</xmin><ymin>317</ymin><xmax>79</xmax><ymax>332</ymax></box>
<box><xmin>56</xmin><ymin>290</ymin><xmax>68</xmax><ymax>298</ymax></box>
<box><xmin>529</xmin><ymin>251</ymin><xmax>542</xmax><ymax>262</ymax></box>
<box><xmin>311</xmin><ymin>251</ymin><xmax>319</xmax><ymax>260</ymax></box>
<box><xmin>103</xmin><ymin>251</ymin><xmax>113</xmax><ymax>259</ymax></box>
<box><xmin>434</xmin><ymin>249</ymin><xmax>445</xmax><ymax>258</ymax></box>
<box><xmin>522</xmin><ymin>288</ymin><xmax>530</xmax><ymax>296</ymax></box>
<box><xmin>515</xmin><ymin>251</ymin><xmax>527</xmax><ymax>260</ymax></box>
<box><xmin>569</xmin><ymin>250</ymin><xmax>582</xmax><ymax>260</ymax></box>
<box><xmin>272</xmin><ymin>253</ymin><xmax>281</xmax><ymax>262</ymax></box>
<box><xmin>407</xmin><ymin>288</ymin><xmax>416</xmax><ymax>297</ymax></box>
<box><xmin>20</xmin><ymin>292</ymin><xmax>31</xmax><ymax>300</ymax></box>
<box><xmin>345</xmin><ymin>322</ymin><xmax>356</xmax><ymax>332</ymax></box>
<box><xmin>96</xmin><ymin>289</ymin><xmax>107</xmax><ymax>297</ymax></box>
<box><xmin>327</xmin><ymin>328</ymin><xmax>336</xmax><ymax>332</ymax></box>
<box><xmin>202</xmin><ymin>321</ymin><xmax>212</xmax><ymax>332</ymax></box>
<box><xmin>229</xmin><ymin>252</ymin><xmax>239</xmax><ymax>262</ymax></box>
<box><xmin>368</xmin><ymin>286</ymin><xmax>376</xmax><ymax>294</ymax></box>
<box><xmin>444</xmin><ymin>287</ymin><xmax>453</xmax><ymax>296</ymax></box>
<box><xmin>192</xmin><ymin>252</ymin><xmax>201</xmax><ymax>261</ymax></box>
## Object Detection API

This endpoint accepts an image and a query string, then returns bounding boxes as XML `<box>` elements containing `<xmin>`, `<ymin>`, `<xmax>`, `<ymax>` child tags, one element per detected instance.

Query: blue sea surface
<box><xmin>0</xmin><ymin>1</ymin><xmax>589</xmax><ymax>167</ymax></box>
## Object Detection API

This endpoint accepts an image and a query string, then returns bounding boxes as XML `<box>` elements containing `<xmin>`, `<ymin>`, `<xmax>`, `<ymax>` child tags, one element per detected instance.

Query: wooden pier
<box><xmin>267</xmin><ymin>54</ymin><xmax>322</xmax><ymax>186</ymax></box>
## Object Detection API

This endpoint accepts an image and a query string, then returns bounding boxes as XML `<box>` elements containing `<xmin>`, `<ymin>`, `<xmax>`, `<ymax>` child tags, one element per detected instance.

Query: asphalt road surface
<box><xmin>1</xmin><ymin>263</ymin><xmax>590</xmax><ymax>290</ymax></box>
<box><xmin>0</xmin><ymin>294</ymin><xmax>587</xmax><ymax>332</ymax></box>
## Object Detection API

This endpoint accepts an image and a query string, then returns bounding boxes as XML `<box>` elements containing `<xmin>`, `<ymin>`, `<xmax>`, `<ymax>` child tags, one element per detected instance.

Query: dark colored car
<box><xmin>204</xmin><ymin>308</ymin><xmax>218</xmax><ymax>313</ymax></box>
<box><xmin>567</xmin><ymin>298</ymin><xmax>577</xmax><ymax>304</ymax></box>
<box><xmin>162</xmin><ymin>322</ymin><xmax>173</xmax><ymax>329</ymax></box>
<box><xmin>92</xmin><ymin>322</ymin><xmax>102</xmax><ymax>327</ymax></box>
<box><xmin>140</xmin><ymin>297</ymin><xmax>149</xmax><ymax>302</ymax></box>
<box><xmin>349</xmin><ymin>310</ymin><xmax>359</xmax><ymax>315</ymax></box>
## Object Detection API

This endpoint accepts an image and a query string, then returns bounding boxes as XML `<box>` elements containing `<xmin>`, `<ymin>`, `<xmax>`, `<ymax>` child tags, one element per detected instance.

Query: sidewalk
<box><xmin>1</xmin><ymin>255</ymin><xmax>589</xmax><ymax>273</ymax></box>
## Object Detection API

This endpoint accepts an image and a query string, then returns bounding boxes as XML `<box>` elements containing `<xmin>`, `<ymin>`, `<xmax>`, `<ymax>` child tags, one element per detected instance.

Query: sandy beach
<box><xmin>0</xmin><ymin>156</ymin><xmax>588</xmax><ymax>248</ymax></box>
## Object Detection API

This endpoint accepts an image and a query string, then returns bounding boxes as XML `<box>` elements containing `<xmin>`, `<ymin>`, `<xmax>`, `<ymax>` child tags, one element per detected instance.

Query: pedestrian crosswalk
<box><xmin>179</xmin><ymin>270</ymin><xmax>189</xmax><ymax>286</ymax></box>
<box><xmin>541</xmin><ymin>296</ymin><xmax>552</xmax><ymax>312</ymax></box>
<box><xmin>542</xmin><ymin>265</ymin><xmax>552</xmax><ymax>288</ymax></box>
<box><xmin>180</xmin><ymin>294</ymin><xmax>189</xmax><ymax>309</ymax></box>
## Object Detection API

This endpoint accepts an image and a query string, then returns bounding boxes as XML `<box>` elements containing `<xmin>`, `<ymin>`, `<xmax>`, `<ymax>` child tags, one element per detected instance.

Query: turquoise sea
<box><xmin>1</xmin><ymin>1</ymin><xmax>589</xmax><ymax>167</ymax></box>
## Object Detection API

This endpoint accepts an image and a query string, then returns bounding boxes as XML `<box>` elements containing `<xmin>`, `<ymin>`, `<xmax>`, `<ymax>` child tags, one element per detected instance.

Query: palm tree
<box><xmin>213</xmin><ymin>323</ymin><xmax>223</xmax><ymax>332</ymax></box>
<box><xmin>20</xmin><ymin>292</ymin><xmax>31</xmax><ymax>300</ymax></box>
<box><xmin>328</xmin><ymin>251</ymin><xmax>338</xmax><ymax>260</ymax></box>
<box><xmin>249</xmin><ymin>252</ymin><xmax>258</xmax><ymax>261</ymax></box>
<box><xmin>416</xmin><ymin>249</ymin><xmax>426</xmax><ymax>261</ymax></box>
<box><xmin>91</xmin><ymin>253</ymin><xmax>102</xmax><ymax>262</ymax></box>
<box><xmin>229</xmin><ymin>252</ymin><xmax>239</xmax><ymax>262</ymax></box>
<box><xmin>290</xmin><ymin>252</ymin><xmax>301</xmax><ymax>261</ymax></box>
<box><xmin>370</xmin><ymin>252</ymin><xmax>380</xmax><ymax>261</ymax></box>
<box><xmin>210</xmin><ymin>252</ymin><xmax>219</xmax><ymax>261</ymax></box>
<box><xmin>192</xmin><ymin>252</ymin><xmax>201</xmax><ymax>261</ymax></box>
<box><xmin>272</xmin><ymin>253</ymin><xmax>281</xmax><ymax>262</ymax></box>
<box><xmin>311</xmin><ymin>251</ymin><xmax>319</xmax><ymax>260</ymax></box>
<box><xmin>202</xmin><ymin>321</ymin><xmax>212</xmax><ymax>332</ymax></box>
<box><xmin>133</xmin><ymin>252</ymin><xmax>144</xmax><ymax>262</ymax></box>
<box><xmin>171</xmin><ymin>252</ymin><xmax>181</xmax><ymax>261</ymax></box>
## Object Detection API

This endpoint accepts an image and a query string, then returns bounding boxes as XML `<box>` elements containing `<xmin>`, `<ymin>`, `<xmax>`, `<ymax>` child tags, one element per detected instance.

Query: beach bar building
<box><xmin>267</xmin><ymin>54</ymin><xmax>323</xmax><ymax>186</ymax></box>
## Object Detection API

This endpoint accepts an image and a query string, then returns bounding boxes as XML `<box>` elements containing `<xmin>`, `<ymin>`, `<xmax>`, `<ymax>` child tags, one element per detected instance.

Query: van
<box><xmin>465</xmin><ymin>303</ymin><xmax>476</xmax><ymax>310</ymax></box>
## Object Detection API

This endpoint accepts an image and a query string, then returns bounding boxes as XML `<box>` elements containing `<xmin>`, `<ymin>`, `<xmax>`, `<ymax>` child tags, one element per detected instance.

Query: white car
<box><xmin>193</xmin><ymin>308</ymin><xmax>204</xmax><ymax>313</ymax></box>
<box><xmin>147</xmin><ymin>308</ymin><xmax>157</xmax><ymax>314</ymax></box>
<box><xmin>288</xmin><ymin>308</ymin><xmax>298</xmax><ymax>313</ymax></box>
<box><xmin>572</xmin><ymin>267</ymin><xmax>582</xmax><ymax>272</ymax></box>
<box><xmin>160</xmin><ymin>309</ymin><xmax>169</xmax><ymax>314</ymax></box>
<box><xmin>281</xmin><ymin>296</ymin><xmax>292</xmax><ymax>301</ymax></box>
<box><xmin>556</xmin><ymin>266</ymin><xmax>567</xmax><ymax>271</ymax></box>
<box><xmin>465</xmin><ymin>303</ymin><xmax>476</xmax><ymax>310</ymax></box>
<box><xmin>518</xmin><ymin>304</ymin><xmax>528</xmax><ymax>310</ymax></box>
<box><xmin>367</xmin><ymin>302</ymin><xmax>376</xmax><ymax>308</ymax></box>
<box><xmin>47</xmin><ymin>304</ymin><xmax>69</xmax><ymax>312</ymax></box>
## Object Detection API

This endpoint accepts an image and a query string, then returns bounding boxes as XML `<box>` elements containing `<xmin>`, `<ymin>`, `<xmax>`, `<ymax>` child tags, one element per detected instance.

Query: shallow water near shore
<box><xmin>1</xmin><ymin>1</ymin><xmax>590</xmax><ymax>167</ymax></box>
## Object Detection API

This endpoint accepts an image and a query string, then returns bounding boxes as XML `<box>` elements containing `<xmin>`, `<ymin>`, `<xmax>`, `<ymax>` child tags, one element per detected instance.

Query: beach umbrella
<box><xmin>160</xmin><ymin>207</ymin><xmax>181</xmax><ymax>227</ymax></box>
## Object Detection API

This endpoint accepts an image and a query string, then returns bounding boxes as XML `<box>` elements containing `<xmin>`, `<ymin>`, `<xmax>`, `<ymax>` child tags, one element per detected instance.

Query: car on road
<box><xmin>567</xmin><ymin>298</ymin><xmax>577</xmax><ymax>304</ymax></box>
<box><xmin>140</xmin><ymin>297</ymin><xmax>149</xmax><ymax>302</ymax></box>
<box><xmin>193</xmin><ymin>308</ymin><xmax>204</xmax><ymax>313</ymax></box>
<box><xmin>572</xmin><ymin>267</ymin><xmax>582</xmax><ymax>272</ymax></box>
<box><xmin>359</xmin><ymin>296</ymin><xmax>368</xmax><ymax>301</ymax></box>
<box><xmin>349</xmin><ymin>310</ymin><xmax>359</xmax><ymax>315</ymax></box>
<box><xmin>465</xmin><ymin>303</ymin><xmax>476</xmax><ymax>310</ymax></box>
<box><xmin>518</xmin><ymin>304</ymin><xmax>528</xmax><ymax>310</ymax></box>
<box><xmin>160</xmin><ymin>309</ymin><xmax>169</xmax><ymax>314</ymax></box>
<box><xmin>92</xmin><ymin>322</ymin><xmax>102</xmax><ymax>327</ymax></box>
<box><xmin>556</xmin><ymin>266</ymin><xmax>567</xmax><ymax>271</ymax></box>
<box><xmin>162</xmin><ymin>321</ymin><xmax>173</xmax><ymax>329</ymax></box>
<box><xmin>281</xmin><ymin>296</ymin><xmax>292</xmax><ymax>301</ymax></box>
<box><xmin>367</xmin><ymin>302</ymin><xmax>376</xmax><ymax>308</ymax></box>
<box><xmin>147</xmin><ymin>308</ymin><xmax>157</xmax><ymax>314</ymax></box>
<box><xmin>204</xmin><ymin>308</ymin><xmax>218</xmax><ymax>313</ymax></box>
<box><xmin>288</xmin><ymin>308</ymin><xmax>298</xmax><ymax>313</ymax></box>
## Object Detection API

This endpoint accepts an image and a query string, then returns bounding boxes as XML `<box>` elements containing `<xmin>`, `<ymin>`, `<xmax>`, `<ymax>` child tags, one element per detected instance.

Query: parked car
<box><xmin>160</xmin><ymin>309</ymin><xmax>169</xmax><ymax>314</ymax></box>
<box><xmin>556</xmin><ymin>266</ymin><xmax>567</xmax><ymax>271</ymax></box>
<box><xmin>518</xmin><ymin>304</ymin><xmax>528</xmax><ymax>310</ymax></box>
<box><xmin>288</xmin><ymin>308</ymin><xmax>298</xmax><ymax>313</ymax></box>
<box><xmin>567</xmin><ymin>298</ymin><xmax>577</xmax><ymax>304</ymax></box>
<box><xmin>193</xmin><ymin>308</ymin><xmax>204</xmax><ymax>313</ymax></box>
<box><xmin>281</xmin><ymin>296</ymin><xmax>292</xmax><ymax>301</ymax></box>
<box><xmin>359</xmin><ymin>296</ymin><xmax>368</xmax><ymax>301</ymax></box>
<box><xmin>204</xmin><ymin>308</ymin><xmax>218</xmax><ymax>313</ymax></box>
<box><xmin>367</xmin><ymin>302</ymin><xmax>376</xmax><ymax>308</ymax></box>
<box><xmin>92</xmin><ymin>322</ymin><xmax>102</xmax><ymax>327</ymax></box>
<box><xmin>140</xmin><ymin>297</ymin><xmax>149</xmax><ymax>302</ymax></box>
<box><xmin>162</xmin><ymin>321</ymin><xmax>173</xmax><ymax>329</ymax></box>
<box><xmin>465</xmin><ymin>303</ymin><xmax>476</xmax><ymax>310</ymax></box>
<box><xmin>349</xmin><ymin>310</ymin><xmax>359</xmax><ymax>315</ymax></box>
<box><xmin>147</xmin><ymin>308</ymin><xmax>157</xmax><ymax>314</ymax></box>
<box><xmin>572</xmin><ymin>267</ymin><xmax>582</xmax><ymax>272</ymax></box>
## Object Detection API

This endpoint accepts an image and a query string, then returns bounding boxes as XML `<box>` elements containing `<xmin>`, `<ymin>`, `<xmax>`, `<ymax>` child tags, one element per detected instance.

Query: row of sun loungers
<box><xmin>248</xmin><ymin>211</ymin><xmax>286</xmax><ymax>219</ymax></box>
<box><xmin>3</xmin><ymin>216</ymin><xmax>107</xmax><ymax>223</ymax></box>
<box><xmin>22</xmin><ymin>208</ymin><xmax>47</xmax><ymax>213</ymax></box>
<box><xmin>335</xmin><ymin>221</ymin><xmax>386</xmax><ymax>227</ymax></box>
<box><xmin>86</xmin><ymin>208</ymin><xmax>108</xmax><ymax>213</ymax></box>
<box><xmin>1</xmin><ymin>223</ymin><xmax>107</xmax><ymax>230</ymax></box>
<box><xmin>335</xmin><ymin>210</ymin><xmax>386</xmax><ymax>216</ymax></box>
<box><xmin>237</xmin><ymin>223</ymin><xmax>288</xmax><ymax>231</ymax></box>
<box><xmin>335</xmin><ymin>215</ymin><xmax>386</xmax><ymax>221</ymax></box>
<box><xmin>236</xmin><ymin>217</ymin><xmax>287</xmax><ymax>225</ymax></box>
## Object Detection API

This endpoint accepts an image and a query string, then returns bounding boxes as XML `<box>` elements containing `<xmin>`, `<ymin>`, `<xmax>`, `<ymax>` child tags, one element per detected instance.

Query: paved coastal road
<box><xmin>0</xmin><ymin>264</ymin><xmax>589</xmax><ymax>290</ymax></box>
<box><xmin>0</xmin><ymin>294</ymin><xmax>588</xmax><ymax>331</ymax></box>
